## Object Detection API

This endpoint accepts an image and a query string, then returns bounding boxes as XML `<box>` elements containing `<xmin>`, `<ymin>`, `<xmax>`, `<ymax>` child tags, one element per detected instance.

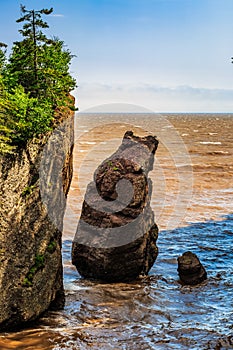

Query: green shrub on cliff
<box><xmin>0</xmin><ymin>5</ymin><xmax>76</xmax><ymax>154</ymax></box>
<box><xmin>0</xmin><ymin>73</ymin><xmax>53</xmax><ymax>151</ymax></box>
<box><xmin>6</xmin><ymin>86</ymin><xmax>53</xmax><ymax>144</ymax></box>
<box><xmin>0</xmin><ymin>74</ymin><xmax>15</xmax><ymax>153</ymax></box>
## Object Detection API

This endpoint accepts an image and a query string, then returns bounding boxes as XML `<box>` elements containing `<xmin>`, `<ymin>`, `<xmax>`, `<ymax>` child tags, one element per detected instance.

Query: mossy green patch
<box><xmin>47</xmin><ymin>240</ymin><xmax>57</xmax><ymax>254</ymax></box>
<box><xmin>21</xmin><ymin>184</ymin><xmax>37</xmax><ymax>198</ymax></box>
<box><xmin>23</xmin><ymin>254</ymin><xmax>45</xmax><ymax>287</ymax></box>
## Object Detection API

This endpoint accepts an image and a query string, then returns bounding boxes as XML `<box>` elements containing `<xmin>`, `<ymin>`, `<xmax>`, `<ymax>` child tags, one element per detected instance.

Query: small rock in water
<box><xmin>177</xmin><ymin>251</ymin><xmax>207</xmax><ymax>285</ymax></box>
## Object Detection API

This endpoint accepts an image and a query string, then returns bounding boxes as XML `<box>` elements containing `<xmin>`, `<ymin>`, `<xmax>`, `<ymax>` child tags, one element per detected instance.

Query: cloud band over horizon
<box><xmin>76</xmin><ymin>83</ymin><xmax>233</xmax><ymax>113</ymax></box>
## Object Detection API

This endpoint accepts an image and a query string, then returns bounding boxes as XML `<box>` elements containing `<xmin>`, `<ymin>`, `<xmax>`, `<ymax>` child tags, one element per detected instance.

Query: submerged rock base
<box><xmin>72</xmin><ymin>131</ymin><xmax>159</xmax><ymax>282</ymax></box>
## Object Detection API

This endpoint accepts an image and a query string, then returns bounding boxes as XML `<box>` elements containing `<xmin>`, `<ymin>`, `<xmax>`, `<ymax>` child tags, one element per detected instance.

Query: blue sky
<box><xmin>1</xmin><ymin>0</ymin><xmax>233</xmax><ymax>112</ymax></box>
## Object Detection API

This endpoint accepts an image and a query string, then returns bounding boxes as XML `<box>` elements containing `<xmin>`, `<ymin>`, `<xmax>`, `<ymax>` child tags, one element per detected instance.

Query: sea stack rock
<box><xmin>72</xmin><ymin>131</ymin><xmax>159</xmax><ymax>282</ymax></box>
<box><xmin>177</xmin><ymin>251</ymin><xmax>207</xmax><ymax>285</ymax></box>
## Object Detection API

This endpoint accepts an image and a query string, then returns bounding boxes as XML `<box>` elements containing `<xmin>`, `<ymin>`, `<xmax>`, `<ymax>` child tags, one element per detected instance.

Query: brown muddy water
<box><xmin>1</xmin><ymin>113</ymin><xmax>233</xmax><ymax>349</ymax></box>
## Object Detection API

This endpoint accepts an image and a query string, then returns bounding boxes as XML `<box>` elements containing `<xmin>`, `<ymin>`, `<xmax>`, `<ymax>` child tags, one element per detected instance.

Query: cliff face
<box><xmin>0</xmin><ymin>113</ymin><xmax>74</xmax><ymax>330</ymax></box>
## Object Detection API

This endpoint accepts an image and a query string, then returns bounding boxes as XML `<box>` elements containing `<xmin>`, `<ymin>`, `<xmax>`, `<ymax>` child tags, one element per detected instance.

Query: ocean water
<box><xmin>1</xmin><ymin>113</ymin><xmax>233</xmax><ymax>349</ymax></box>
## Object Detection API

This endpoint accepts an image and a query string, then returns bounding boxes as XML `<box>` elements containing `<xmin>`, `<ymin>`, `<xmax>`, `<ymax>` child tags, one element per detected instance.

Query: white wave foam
<box><xmin>199</xmin><ymin>141</ymin><xmax>222</xmax><ymax>145</ymax></box>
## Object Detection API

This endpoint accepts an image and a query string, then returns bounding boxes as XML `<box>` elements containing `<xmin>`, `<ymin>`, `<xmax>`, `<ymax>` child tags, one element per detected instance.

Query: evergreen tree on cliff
<box><xmin>6</xmin><ymin>6</ymin><xmax>53</xmax><ymax>95</ymax></box>
<box><xmin>6</xmin><ymin>5</ymin><xmax>76</xmax><ymax>107</ymax></box>
<box><xmin>0</xmin><ymin>5</ymin><xmax>76</xmax><ymax>153</ymax></box>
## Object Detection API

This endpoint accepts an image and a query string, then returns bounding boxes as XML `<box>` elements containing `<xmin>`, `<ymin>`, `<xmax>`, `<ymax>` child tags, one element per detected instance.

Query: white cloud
<box><xmin>75</xmin><ymin>83</ymin><xmax>233</xmax><ymax>113</ymax></box>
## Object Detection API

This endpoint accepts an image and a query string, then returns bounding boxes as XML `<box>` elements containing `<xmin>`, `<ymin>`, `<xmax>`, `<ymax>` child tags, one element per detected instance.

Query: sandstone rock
<box><xmin>72</xmin><ymin>131</ymin><xmax>159</xmax><ymax>282</ymax></box>
<box><xmin>0</xmin><ymin>113</ymin><xmax>74</xmax><ymax>330</ymax></box>
<box><xmin>177</xmin><ymin>251</ymin><xmax>207</xmax><ymax>285</ymax></box>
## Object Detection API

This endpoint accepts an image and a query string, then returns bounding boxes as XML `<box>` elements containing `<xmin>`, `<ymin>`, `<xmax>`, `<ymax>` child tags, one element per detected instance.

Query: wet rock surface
<box><xmin>177</xmin><ymin>251</ymin><xmax>207</xmax><ymax>285</ymax></box>
<box><xmin>0</xmin><ymin>113</ymin><xmax>74</xmax><ymax>331</ymax></box>
<box><xmin>72</xmin><ymin>131</ymin><xmax>159</xmax><ymax>282</ymax></box>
